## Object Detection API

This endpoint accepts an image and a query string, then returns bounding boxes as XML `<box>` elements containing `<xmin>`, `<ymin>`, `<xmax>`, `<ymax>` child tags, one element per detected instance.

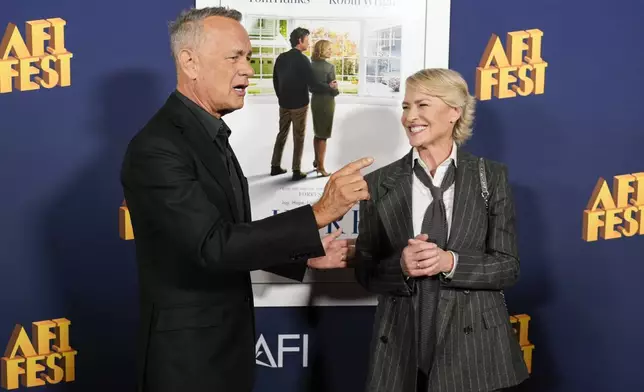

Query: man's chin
<box><xmin>233</xmin><ymin>97</ymin><xmax>245</xmax><ymax>108</ymax></box>
<box><xmin>219</xmin><ymin>102</ymin><xmax>244</xmax><ymax>116</ymax></box>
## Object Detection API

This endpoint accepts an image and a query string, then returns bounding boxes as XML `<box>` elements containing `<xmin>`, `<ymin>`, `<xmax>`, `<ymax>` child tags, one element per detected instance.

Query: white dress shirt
<box><xmin>411</xmin><ymin>142</ymin><xmax>458</xmax><ymax>278</ymax></box>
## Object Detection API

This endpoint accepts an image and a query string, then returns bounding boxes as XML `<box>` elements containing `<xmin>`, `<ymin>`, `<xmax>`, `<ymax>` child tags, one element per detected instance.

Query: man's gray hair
<box><xmin>169</xmin><ymin>7</ymin><xmax>242</xmax><ymax>60</ymax></box>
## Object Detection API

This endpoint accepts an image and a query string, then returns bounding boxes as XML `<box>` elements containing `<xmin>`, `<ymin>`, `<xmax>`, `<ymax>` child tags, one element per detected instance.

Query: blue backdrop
<box><xmin>449</xmin><ymin>1</ymin><xmax>644</xmax><ymax>391</ymax></box>
<box><xmin>1</xmin><ymin>0</ymin><xmax>643</xmax><ymax>391</ymax></box>
<box><xmin>0</xmin><ymin>0</ymin><xmax>191</xmax><ymax>390</ymax></box>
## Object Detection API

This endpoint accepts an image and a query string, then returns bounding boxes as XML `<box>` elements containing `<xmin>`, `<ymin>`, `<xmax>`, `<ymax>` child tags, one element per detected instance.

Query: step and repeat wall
<box><xmin>1</xmin><ymin>0</ymin><xmax>642</xmax><ymax>391</ymax></box>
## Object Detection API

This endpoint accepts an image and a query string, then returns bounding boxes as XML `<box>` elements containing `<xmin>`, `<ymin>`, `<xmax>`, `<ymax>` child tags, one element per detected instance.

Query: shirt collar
<box><xmin>412</xmin><ymin>141</ymin><xmax>458</xmax><ymax>171</ymax></box>
<box><xmin>174</xmin><ymin>90</ymin><xmax>231</xmax><ymax>141</ymax></box>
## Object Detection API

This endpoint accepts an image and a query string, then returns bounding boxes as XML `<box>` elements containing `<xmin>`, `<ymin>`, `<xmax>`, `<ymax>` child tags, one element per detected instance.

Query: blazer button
<box><xmin>463</xmin><ymin>326</ymin><xmax>473</xmax><ymax>335</ymax></box>
<box><xmin>380</xmin><ymin>336</ymin><xmax>388</xmax><ymax>343</ymax></box>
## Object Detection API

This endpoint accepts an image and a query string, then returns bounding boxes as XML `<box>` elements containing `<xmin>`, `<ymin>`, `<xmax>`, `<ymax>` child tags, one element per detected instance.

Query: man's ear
<box><xmin>178</xmin><ymin>49</ymin><xmax>198</xmax><ymax>80</ymax></box>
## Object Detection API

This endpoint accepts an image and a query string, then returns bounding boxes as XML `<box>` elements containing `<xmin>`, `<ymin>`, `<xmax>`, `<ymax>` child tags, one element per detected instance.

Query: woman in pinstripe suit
<box><xmin>354</xmin><ymin>69</ymin><xmax>528</xmax><ymax>392</ymax></box>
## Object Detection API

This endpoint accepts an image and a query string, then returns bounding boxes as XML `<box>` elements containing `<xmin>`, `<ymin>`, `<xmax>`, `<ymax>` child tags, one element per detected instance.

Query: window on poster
<box><xmin>246</xmin><ymin>17</ymin><xmax>289</xmax><ymax>94</ymax></box>
<box><xmin>244</xmin><ymin>16</ymin><xmax>402</xmax><ymax>99</ymax></box>
<box><xmin>365</xmin><ymin>26</ymin><xmax>402</xmax><ymax>95</ymax></box>
<box><xmin>299</xmin><ymin>19</ymin><xmax>359</xmax><ymax>95</ymax></box>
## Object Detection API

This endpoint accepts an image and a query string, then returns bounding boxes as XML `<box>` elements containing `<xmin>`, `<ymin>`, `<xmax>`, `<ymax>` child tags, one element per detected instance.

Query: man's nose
<box><xmin>240</xmin><ymin>59</ymin><xmax>254</xmax><ymax>77</ymax></box>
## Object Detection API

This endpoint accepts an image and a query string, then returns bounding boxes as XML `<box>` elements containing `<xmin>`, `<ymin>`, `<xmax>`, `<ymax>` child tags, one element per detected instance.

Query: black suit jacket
<box><xmin>120</xmin><ymin>93</ymin><xmax>325</xmax><ymax>392</ymax></box>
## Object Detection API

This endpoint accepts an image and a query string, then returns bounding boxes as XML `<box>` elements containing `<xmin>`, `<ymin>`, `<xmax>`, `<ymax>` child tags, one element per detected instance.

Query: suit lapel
<box><xmin>166</xmin><ymin>94</ymin><xmax>241</xmax><ymax>223</ymax></box>
<box><xmin>376</xmin><ymin>150</ymin><xmax>415</xmax><ymax>250</ymax></box>
<box><xmin>438</xmin><ymin>149</ymin><xmax>478</xmax><ymax>346</ymax></box>
<box><xmin>447</xmin><ymin>148</ymin><xmax>479</xmax><ymax>249</ymax></box>
<box><xmin>229</xmin><ymin>149</ymin><xmax>251</xmax><ymax>222</ymax></box>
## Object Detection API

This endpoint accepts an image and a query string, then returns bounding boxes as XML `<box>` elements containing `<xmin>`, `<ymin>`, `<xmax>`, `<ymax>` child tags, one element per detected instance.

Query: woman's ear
<box><xmin>450</xmin><ymin>106</ymin><xmax>462</xmax><ymax>123</ymax></box>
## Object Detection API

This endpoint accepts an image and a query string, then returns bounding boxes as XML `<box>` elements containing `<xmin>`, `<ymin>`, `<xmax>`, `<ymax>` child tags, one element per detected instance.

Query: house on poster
<box><xmin>213</xmin><ymin>0</ymin><xmax>427</xmax><ymax>101</ymax></box>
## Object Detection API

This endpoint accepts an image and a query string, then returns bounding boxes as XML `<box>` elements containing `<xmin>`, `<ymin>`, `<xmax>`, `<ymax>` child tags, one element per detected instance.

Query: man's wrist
<box><xmin>311</xmin><ymin>203</ymin><xmax>330</xmax><ymax>229</ymax></box>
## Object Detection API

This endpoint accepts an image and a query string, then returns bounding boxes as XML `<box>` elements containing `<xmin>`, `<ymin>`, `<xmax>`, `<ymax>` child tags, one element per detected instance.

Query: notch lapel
<box><xmin>447</xmin><ymin>149</ymin><xmax>479</xmax><ymax>249</ymax></box>
<box><xmin>376</xmin><ymin>151</ymin><xmax>415</xmax><ymax>250</ymax></box>
<box><xmin>229</xmin><ymin>149</ymin><xmax>251</xmax><ymax>222</ymax></box>
<box><xmin>167</xmin><ymin>95</ymin><xmax>241</xmax><ymax>222</ymax></box>
<box><xmin>433</xmin><ymin>150</ymin><xmax>479</xmax><ymax>349</ymax></box>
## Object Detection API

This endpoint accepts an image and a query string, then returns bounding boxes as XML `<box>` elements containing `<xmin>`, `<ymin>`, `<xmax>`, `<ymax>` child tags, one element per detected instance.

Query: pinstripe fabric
<box><xmin>354</xmin><ymin>148</ymin><xmax>529</xmax><ymax>392</ymax></box>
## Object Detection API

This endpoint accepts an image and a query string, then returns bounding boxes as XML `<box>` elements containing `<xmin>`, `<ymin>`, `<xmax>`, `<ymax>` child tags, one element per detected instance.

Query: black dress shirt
<box><xmin>174</xmin><ymin>91</ymin><xmax>246</xmax><ymax>222</ymax></box>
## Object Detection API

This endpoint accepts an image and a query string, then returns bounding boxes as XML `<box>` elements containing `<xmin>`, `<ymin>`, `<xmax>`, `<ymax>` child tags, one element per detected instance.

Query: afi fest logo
<box><xmin>583</xmin><ymin>172</ymin><xmax>644</xmax><ymax>242</ymax></box>
<box><xmin>0</xmin><ymin>18</ymin><xmax>73</xmax><ymax>94</ymax></box>
<box><xmin>475</xmin><ymin>29</ymin><xmax>547</xmax><ymax>101</ymax></box>
<box><xmin>255</xmin><ymin>334</ymin><xmax>308</xmax><ymax>368</ymax></box>
<box><xmin>1</xmin><ymin>318</ymin><xmax>77</xmax><ymax>390</ymax></box>
<box><xmin>510</xmin><ymin>314</ymin><xmax>534</xmax><ymax>374</ymax></box>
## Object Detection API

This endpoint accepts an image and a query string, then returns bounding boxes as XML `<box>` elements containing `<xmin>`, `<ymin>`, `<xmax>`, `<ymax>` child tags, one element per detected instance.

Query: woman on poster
<box><xmin>309</xmin><ymin>39</ymin><xmax>339</xmax><ymax>177</ymax></box>
<box><xmin>354</xmin><ymin>68</ymin><xmax>529</xmax><ymax>392</ymax></box>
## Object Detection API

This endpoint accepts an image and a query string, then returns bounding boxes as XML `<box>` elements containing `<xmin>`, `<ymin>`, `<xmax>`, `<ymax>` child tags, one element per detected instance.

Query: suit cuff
<box><xmin>442</xmin><ymin>251</ymin><xmax>458</xmax><ymax>279</ymax></box>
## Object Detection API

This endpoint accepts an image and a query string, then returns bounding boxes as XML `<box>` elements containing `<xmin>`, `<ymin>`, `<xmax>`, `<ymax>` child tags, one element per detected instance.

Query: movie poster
<box><xmin>196</xmin><ymin>0</ymin><xmax>450</xmax><ymax>306</ymax></box>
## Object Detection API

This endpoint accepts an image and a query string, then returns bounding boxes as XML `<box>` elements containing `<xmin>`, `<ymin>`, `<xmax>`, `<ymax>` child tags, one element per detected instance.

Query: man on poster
<box><xmin>270</xmin><ymin>27</ymin><xmax>339</xmax><ymax>180</ymax></box>
<box><xmin>120</xmin><ymin>7</ymin><xmax>371</xmax><ymax>392</ymax></box>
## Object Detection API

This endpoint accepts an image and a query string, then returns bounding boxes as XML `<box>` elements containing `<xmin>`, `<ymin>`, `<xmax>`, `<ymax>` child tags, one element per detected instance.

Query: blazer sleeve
<box><xmin>304</xmin><ymin>58</ymin><xmax>336</xmax><ymax>94</ymax></box>
<box><xmin>121</xmin><ymin>136</ymin><xmax>325</xmax><ymax>276</ymax></box>
<box><xmin>354</xmin><ymin>191</ymin><xmax>413</xmax><ymax>297</ymax></box>
<box><xmin>442</xmin><ymin>164</ymin><xmax>520</xmax><ymax>290</ymax></box>
<box><xmin>328</xmin><ymin>64</ymin><xmax>340</xmax><ymax>97</ymax></box>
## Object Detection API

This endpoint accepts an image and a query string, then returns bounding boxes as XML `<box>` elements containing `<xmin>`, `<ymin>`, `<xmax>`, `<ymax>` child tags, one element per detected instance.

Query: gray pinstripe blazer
<box><xmin>354</xmin><ymin>148</ymin><xmax>529</xmax><ymax>392</ymax></box>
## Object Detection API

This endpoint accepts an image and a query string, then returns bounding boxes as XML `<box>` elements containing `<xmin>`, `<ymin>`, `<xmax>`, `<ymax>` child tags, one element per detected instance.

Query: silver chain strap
<box><xmin>478</xmin><ymin>157</ymin><xmax>507</xmax><ymax>310</ymax></box>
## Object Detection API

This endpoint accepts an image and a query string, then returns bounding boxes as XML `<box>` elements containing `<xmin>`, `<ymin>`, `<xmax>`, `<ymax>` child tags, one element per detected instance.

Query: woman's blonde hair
<box><xmin>311</xmin><ymin>39</ymin><xmax>332</xmax><ymax>61</ymax></box>
<box><xmin>406</xmin><ymin>68</ymin><xmax>476</xmax><ymax>146</ymax></box>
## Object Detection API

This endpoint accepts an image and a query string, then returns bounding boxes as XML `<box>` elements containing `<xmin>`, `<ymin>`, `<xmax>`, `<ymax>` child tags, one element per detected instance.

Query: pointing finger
<box><xmin>333</xmin><ymin>157</ymin><xmax>374</xmax><ymax>178</ymax></box>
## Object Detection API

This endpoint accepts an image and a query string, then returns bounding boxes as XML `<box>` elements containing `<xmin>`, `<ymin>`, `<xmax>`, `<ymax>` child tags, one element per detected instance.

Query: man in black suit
<box><xmin>120</xmin><ymin>7</ymin><xmax>372</xmax><ymax>392</ymax></box>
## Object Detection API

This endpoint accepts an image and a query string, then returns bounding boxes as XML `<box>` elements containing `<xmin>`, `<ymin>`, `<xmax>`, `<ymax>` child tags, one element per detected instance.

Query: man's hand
<box><xmin>400</xmin><ymin>234</ymin><xmax>454</xmax><ymax>277</ymax></box>
<box><xmin>329</xmin><ymin>80</ymin><xmax>338</xmax><ymax>89</ymax></box>
<box><xmin>346</xmin><ymin>237</ymin><xmax>356</xmax><ymax>261</ymax></box>
<box><xmin>312</xmin><ymin>157</ymin><xmax>373</xmax><ymax>228</ymax></box>
<box><xmin>308</xmin><ymin>229</ymin><xmax>349</xmax><ymax>269</ymax></box>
